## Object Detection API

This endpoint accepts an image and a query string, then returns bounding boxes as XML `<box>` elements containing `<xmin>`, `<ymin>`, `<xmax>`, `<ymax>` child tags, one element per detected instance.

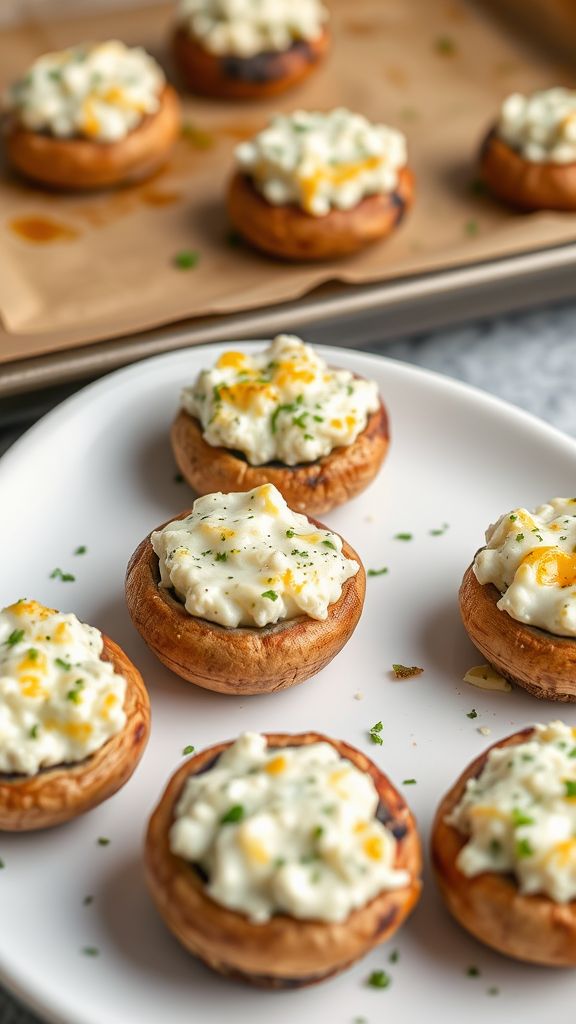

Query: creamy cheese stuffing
<box><xmin>448</xmin><ymin>722</ymin><xmax>576</xmax><ymax>903</ymax></box>
<box><xmin>170</xmin><ymin>732</ymin><xmax>409</xmax><ymax>922</ymax></box>
<box><xmin>498</xmin><ymin>88</ymin><xmax>576</xmax><ymax>164</ymax></box>
<box><xmin>6</xmin><ymin>40</ymin><xmax>165</xmax><ymax>143</ymax></box>
<box><xmin>178</xmin><ymin>0</ymin><xmax>328</xmax><ymax>58</ymax></box>
<box><xmin>152</xmin><ymin>483</ymin><xmax>359</xmax><ymax>628</ymax></box>
<box><xmin>235</xmin><ymin>108</ymin><xmax>407</xmax><ymax>216</ymax></box>
<box><xmin>182</xmin><ymin>335</ymin><xmax>380</xmax><ymax>466</ymax></box>
<box><xmin>474</xmin><ymin>497</ymin><xmax>576</xmax><ymax>637</ymax></box>
<box><xmin>0</xmin><ymin>600</ymin><xmax>126</xmax><ymax>776</ymax></box>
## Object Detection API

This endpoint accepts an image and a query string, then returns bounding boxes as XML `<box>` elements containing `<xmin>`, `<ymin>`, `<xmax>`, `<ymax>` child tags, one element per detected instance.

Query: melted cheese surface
<box><xmin>178</xmin><ymin>0</ymin><xmax>328</xmax><ymax>58</ymax></box>
<box><xmin>151</xmin><ymin>483</ymin><xmax>359</xmax><ymax>628</ymax></box>
<box><xmin>447</xmin><ymin>722</ymin><xmax>576</xmax><ymax>903</ymax></box>
<box><xmin>170</xmin><ymin>732</ymin><xmax>409</xmax><ymax>922</ymax></box>
<box><xmin>181</xmin><ymin>334</ymin><xmax>380</xmax><ymax>465</ymax></box>
<box><xmin>498</xmin><ymin>88</ymin><xmax>576</xmax><ymax>163</ymax></box>
<box><xmin>235</xmin><ymin>108</ymin><xmax>407</xmax><ymax>216</ymax></box>
<box><xmin>0</xmin><ymin>600</ymin><xmax>126</xmax><ymax>775</ymax></box>
<box><xmin>6</xmin><ymin>40</ymin><xmax>164</xmax><ymax>142</ymax></box>
<box><xmin>473</xmin><ymin>497</ymin><xmax>576</xmax><ymax>636</ymax></box>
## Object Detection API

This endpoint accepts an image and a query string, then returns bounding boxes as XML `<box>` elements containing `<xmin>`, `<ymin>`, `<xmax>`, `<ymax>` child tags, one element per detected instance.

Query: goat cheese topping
<box><xmin>6</xmin><ymin>40</ymin><xmax>165</xmax><ymax>143</ymax></box>
<box><xmin>181</xmin><ymin>335</ymin><xmax>380</xmax><ymax>466</ymax></box>
<box><xmin>474</xmin><ymin>497</ymin><xmax>576</xmax><ymax>637</ymax></box>
<box><xmin>178</xmin><ymin>0</ymin><xmax>328</xmax><ymax>58</ymax></box>
<box><xmin>0</xmin><ymin>600</ymin><xmax>127</xmax><ymax>776</ymax></box>
<box><xmin>235</xmin><ymin>108</ymin><xmax>407</xmax><ymax>216</ymax></box>
<box><xmin>497</xmin><ymin>88</ymin><xmax>576</xmax><ymax>164</ymax></box>
<box><xmin>447</xmin><ymin>722</ymin><xmax>576</xmax><ymax>903</ymax></box>
<box><xmin>151</xmin><ymin>483</ymin><xmax>359</xmax><ymax>628</ymax></box>
<box><xmin>170</xmin><ymin>731</ymin><xmax>409</xmax><ymax>922</ymax></box>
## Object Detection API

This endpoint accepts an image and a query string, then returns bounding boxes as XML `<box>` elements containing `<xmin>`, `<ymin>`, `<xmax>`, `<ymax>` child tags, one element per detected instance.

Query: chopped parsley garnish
<box><xmin>83</xmin><ymin>895</ymin><xmax>94</xmax><ymax>906</ymax></box>
<box><xmin>511</xmin><ymin>808</ymin><xmax>534</xmax><ymax>827</ymax></box>
<box><xmin>220</xmin><ymin>804</ymin><xmax>244</xmax><ymax>824</ymax></box>
<box><xmin>285</xmin><ymin>528</ymin><xmax>295</xmax><ymax>539</ymax></box>
<box><xmin>182</xmin><ymin>744</ymin><xmax>195</xmax><ymax>756</ymax></box>
<box><xmin>4</xmin><ymin>629</ymin><xmax>24</xmax><ymax>647</ymax></box>
<box><xmin>466</xmin><ymin>965</ymin><xmax>480</xmax><ymax>977</ymax></box>
<box><xmin>515</xmin><ymin>837</ymin><xmax>534</xmax><ymax>859</ymax></box>
<box><xmin>402</xmin><ymin>778</ymin><xmax>417</xmax><ymax>785</ymax></box>
<box><xmin>174</xmin><ymin>249</ymin><xmax>200</xmax><ymax>270</ymax></box>
<box><xmin>271</xmin><ymin>402</ymin><xmax>296</xmax><ymax>434</ymax></box>
<box><xmin>367</xmin><ymin>567</ymin><xmax>388</xmax><ymax>577</ymax></box>
<box><xmin>369</xmin><ymin>721</ymin><xmax>384</xmax><ymax>746</ymax></box>
<box><xmin>292</xmin><ymin>412</ymin><xmax>308</xmax><ymax>429</ymax></box>
<box><xmin>261</xmin><ymin>590</ymin><xmax>278</xmax><ymax>601</ymax></box>
<box><xmin>74</xmin><ymin>545</ymin><xmax>87</xmax><ymax>555</ymax></box>
<box><xmin>81</xmin><ymin>946</ymin><xmax>100</xmax><ymax>957</ymax></box>
<box><xmin>489</xmin><ymin>839</ymin><xmax>502</xmax><ymax>856</ymax></box>
<box><xmin>66</xmin><ymin>680</ymin><xmax>85</xmax><ymax>703</ymax></box>
<box><xmin>0</xmin><ymin>858</ymin><xmax>4</xmax><ymax>869</ymax></box>
<box><xmin>303</xmin><ymin>433</ymin><xmax>314</xmax><ymax>441</ymax></box>
<box><xmin>55</xmin><ymin>657</ymin><xmax>71</xmax><ymax>670</ymax></box>
<box><xmin>394</xmin><ymin>532</ymin><xmax>413</xmax><ymax>541</ymax></box>
<box><xmin>429</xmin><ymin>523</ymin><xmax>449</xmax><ymax>536</ymax></box>
<box><xmin>215</xmin><ymin>552</ymin><xmax>228</xmax><ymax>562</ymax></box>
<box><xmin>29</xmin><ymin>724</ymin><xmax>39</xmax><ymax>740</ymax></box>
<box><xmin>465</xmin><ymin>219</ymin><xmax>479</xmax><ymax>236</ymax></box>
<box><xmin>50</xmin><ymin>568</ymin><xmax>76</xmax><ymax>582</ymax></box>
<box><xmin>487</xmin><ymin>987</ymin><xmax>500</xmax><ymax>996</ymax></box>
<box><xmin>435</xmin><ymin>35</ymin><xmax>457</xmax><ymax>55</ymax></box>
<box><xmin>515</xmin><ymin>533</ymin><xmax>524</xmax><ymax>543</ymax></box>
<box><xmin>569</xmin><ymin>746</ymin><xmax>576</xmax><ymax>758</ymax></box>
<box><xmin>291</xmin><ymin>549</ymin><xmax>309</xmax><ymax>558</ymax></box>
<box><xmin>27</xmin><ymin>648</ymin><xmax>39</xmax><ymax>660</ymax></box>
<box><xmin>367</xmin><ymin>969</ymin><xmax>391</xmax><ymax>989</ymax></box>
<box><xmin>313</xmin><ymin>825</ymin><xmax>324</xmax><ymax>839</ymax></box>
<box><xmin>509</xmin><ymin>513</ymin><xmax>518</xmax><ymax>521</ymax></box>
<box><xmin>322</xmin><ymin>539</ymin><xmax>337</xmax><ymax>550</ymax></box>
<box><xmin>347</xmin><ymin>384</ymin><xmax>354</xmax><ymax>395</ymax></box>
<box><xmin>173</xmin><ymin>473</ymin><xmax>185</xmax><ymax>484</ymax></box>
<box><xmin>466</xmin><ymin>709</ymin><xmax>478</xmax><ymax>719</ymax></box>
<box><xmin>392</xmin><ymin>664</ymin><xmax>423</xmax><ymax>679</ymax></box>
<box><xmin>388</xmin><ymin>949</ymin><xmax>399</xmax><ymax>964</ymax></box>
<box><xmin>97</xmin><ymin>837</ymin><xmax>110</xmax><ymax>846</ymax></box>
<box><xmin>564</xmin><ymin>780</ymin><xmax>576</xmax><ymax>798</ymax></box>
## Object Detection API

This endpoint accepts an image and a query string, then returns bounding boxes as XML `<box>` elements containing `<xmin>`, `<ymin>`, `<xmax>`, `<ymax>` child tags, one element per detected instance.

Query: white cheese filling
<box><xmin>235</xmin><ymin>108</ymin><xmax>407</xmax><ymax>216</ymax></box>
<box><xmin>447</xmin><ymin>722</ymin><xmax>576</xmax><ymax>903</ymax></box>
<box><xmin>170</xmin><ymin>732</ymin><xmax>409</xmax><ymax>923</ymax></box>
<box><xmin>0</xmin><ymin>600</ymin><xmax>127</xmax><ymax>776</ymax></box>
<box><xmin>181</xmin><ymin>334</ymin><xmax>380</xmax><ymax>466</ymax></box>
<box><xmin>498</xmin><ymin>88</ymin><xmax>576</xmax><ymax>164</ymax></box>
<box><xmin>6</xmin><ymin>40</ymin><xmax>165</xmax><ymax>143</ymax></box>
<box><xmin>151</xmin><ymin>483</ymin><xmax>359</xmax><ymax>629</ymax></box>
<box><xmin>473</xmin><ymin>497</ymin><xmax>576</xmax><ymax>637</ymax></box>
<box><xmin>178</xmin><ymin>0</ymin><xmax>328</xmax><ymax>58</ymax></box>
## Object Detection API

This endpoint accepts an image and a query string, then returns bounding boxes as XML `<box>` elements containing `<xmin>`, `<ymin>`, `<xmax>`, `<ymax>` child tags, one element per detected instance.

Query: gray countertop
<box><xmin>1</xmin><ymin>300</ymin><xmax>575</xmax><ymax>1023</ymax></box>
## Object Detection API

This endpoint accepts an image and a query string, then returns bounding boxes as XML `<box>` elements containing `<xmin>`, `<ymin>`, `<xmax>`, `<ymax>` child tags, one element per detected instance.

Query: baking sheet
<box><xmin>1</xmin><ymin>0</ymin><xmax>576</xmax><ymax>364</ymax></box>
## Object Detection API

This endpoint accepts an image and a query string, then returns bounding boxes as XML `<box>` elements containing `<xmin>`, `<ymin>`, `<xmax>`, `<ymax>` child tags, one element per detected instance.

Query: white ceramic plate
<box><xmin>1</xmin><ymin>345</ymin><xmax>576</xmax><ymax>1024</ymax></box>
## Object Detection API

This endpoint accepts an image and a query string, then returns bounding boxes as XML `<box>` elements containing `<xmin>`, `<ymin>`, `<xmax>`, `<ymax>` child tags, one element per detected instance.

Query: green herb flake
<box><xmin>367</xmin><ymin>969</ymin><xmax>391</xmax><ymax>989</ymax></box>
<box><xmin>173</xmin><ymin>473</ymin><xmax>185</xmax><ymax>484</ymax></box>
<box><xmin>182</xmin><ymin>744</ymin><xmax>195</xmax><ymax>756</ymax></box>
<box><xmin>271</xmin><ymin>402</ymin><xmax>296</xmax><ymax>434</ymax></box>
<box><xmin>55</xmin><ymin>657</ymin><xmax>71</xmax><ymax>670</ymax></box>
<box><xmin>174</xmin><ymin>250</ymin><xmax>200</xmax><ymax>270</ymax></box>
<box><xmin>83</xmin><ymin>895</ymin><xmax>94</xmax><ymax>906</ymax></box>
<box><xmin>435</xmin><ymin>35</ymin><xmax>457</xmax><ymax>56</ymax></box>
<box><xmin>487</xmin><ymin>986</ymin><xmax>500</xmax><ymax>996</ymax></box>
<box><xmin>66</xmin><ymin>680</ymin><xmax>85</xmax><ymax>703</ymax></box>
<box><xmin>465</xmin><ymin>219</ymin><xmax>479</xmax><ymax>237</ymax></box>
<box><xmin>509</xmin><ymin>513</ymin><xmax>518</xmax><ymax>521</ymax></box>
<box><xmin>220</xmin><ymin>804</ymin><xmax>244</xmax><ymax>825</ymax></box>
<box><xmin>0</xmin><ymin>858</ymin><xmax>4</xmax><ymax>869</ymax></box>
<box><xmin>97</xmin><ymin>837</ymin><xmax>110</xmax><ymax>847</ymax></box>
<box><xmin>50</xmin><ymin>568</ymin><xmax>76</xmax><ymax>582</ymax></box>
<box><xmin>429</xmin><ymin>523</ymin><xmax>449</xmax><ymax>536</ymax></box>
<box><xmin>261</xmin><ymin>590</ymin><xmax>279</xmax><ymax>601</ymax></box>
<box><xmin>467</xmin><ymin>965</ymin><xmax>480</xmax><ymax>977</ymax></box>
<box><xmin>392</xmin><ymin>664</ymin><xmax>423</xmax><ymax>679</ymax></box>
<box><xmin>466</xmin><ymin>709</ymin><xmax>478</xmax><ymax>719</ymax></box>
<box><xmin>511</xmin><ymin>808</ymin><xmax>535</xmax><ymax>827</ymax></box>
<box><xmin>515</xmin><ymin>533</ymin><xmax>525</xmax><ymax>543</ymax></box>
<box><xmin>368</xmin><ymin>567</ymin><xmax>389</xmax><ymax>577</ymax></box>
<box><xmin>4</xmin><ymin>629</ymin><xmax>25</xmax><ymax>647</ymax></box>
<box><xmin>388</xmin><ymin>949</ymin><xmax>400</xmax><ymax>964</ymax></box>
<box><xmin>322</xmin><ymin>539</ymin><xmax>337</xmax><ymax>550</ymax></box>
<box><xmin>215</xmin><ymin>552</ymin><xmax>228</xmax><ymax>562</ymax></box>
<box><xmin>74</xmin><ymin>545</ymin><xmax>87</xmax><ymax>555</ymax></box>
<box><xmin>394</xmin><ymin>532</ymin><xmax>413</xmax><ymax>541</ymax></box>
<box><xmin>564</xmin><ymin>779</ymin><xmax>576</xmax><ymax>798</ymax></box>
<box><xmin>29</xmin><ymin>724</ymin><xmax>39</xmax><ymax>740</ymax></box>
<box><xmin>369</xmin><ymin>721</ymin><xmax>384</xmax><ymax>746</ymax></box>
<box><xmin>81</xmin><ymin>946</ymin><xmax>100</xmax><ymax>957</ymax></box>
<box><xmin>470</xmin><ymin>178</ymin><xmax>488</xmax><ymax>196</ymax></box>
<box><xmin>515</xmin><ymin>837</ymin><xmax>534</xmax><ymax>859</ymax></box>
<box><xmin>402</xmin><ymin>778</ymin><xmax>417</xmax><ymax>785</ymax></box>
<box><xmin>286</xmin><ymin>528</ymin><xmax>295</xmax><ymax>539</ymax></box>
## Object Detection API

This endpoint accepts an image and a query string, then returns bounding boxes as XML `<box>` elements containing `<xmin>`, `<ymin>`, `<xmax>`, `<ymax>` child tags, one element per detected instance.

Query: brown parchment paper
<box><xmin>1</xmin><ymin>0</ymin><xmax>576</xmax><ymax>365</ymax></box>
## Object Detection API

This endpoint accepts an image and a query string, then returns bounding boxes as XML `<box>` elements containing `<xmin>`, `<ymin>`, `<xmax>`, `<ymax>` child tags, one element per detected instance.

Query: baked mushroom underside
<box><xmin>459</xmin><ymin>562</ymin><xmax>576</xmax><ymax>701</ymax></box>
<box><xmin>0</xmin><ymin>637</ymin><xmax>150</xmax><ymax>831</ymax></box>
<box><xmin>171</xmin><ymin>399</ymin><xmax>390</xmax><ymax>516</ymax></box>
<box><xmin>145</xmin><ymin>732</ymin><xmax>422</xmax><ymax>986</ymax></box>
<box><xmin>480</xmin><ymin>129</ymin><xmax>576</xmax><ymax>211</ymax></box>
<box><xmin>431</xmin><ymin>729</ymin><xmax>576</xmax><ymax>965</ymax></box>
